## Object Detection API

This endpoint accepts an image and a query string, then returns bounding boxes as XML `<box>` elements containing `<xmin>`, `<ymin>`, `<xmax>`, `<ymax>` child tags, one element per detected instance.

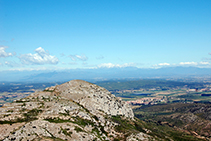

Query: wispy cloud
<box><xmin>202</xmin><ymin>52</ymin><xmax>211</xmax><ymax>61</ymax></box>
<box><xmin>5</xmin><ymin>61</ymin><xmax>20</xmax><ymax>67</ymax></box>
<box><xmin>68</xmin><ymin>62</ymin><xmax>77</xmax><ymax>65</ymax></box>
<box><xmin>0</xmin><ymin>46</ymin><xmax>14</xmax><ymax>58</ymax></box>
<box><xmin>179</xmin><ymin>62</ymin><xmax>198</xmax><ymax>65</ymax></box>
<box><xmin>75</xmin><ymin>55</ymin><xmax>88</xmax><ymax>61</ymax></box>
<box><xmin>178</xmin><ymin>61</ymin><xmax>211</xmax><ymax>68</ymax></box>
<box><xmin>18</xmin><ymin>47</ymin><xmax>59</xmax><ymax>65</ymax></box>
<box><xmin>158</xmin><ymin>63</ymin><xmax>170</xmax><ymax>66</ymax></box>
<box><xmin>152</xmin><ymin>61</ymin><xmax>211</xmax><ymax>68</ymax></box>
<box><xmin>98</xmin><ymin>63</ymin><xmax>135</xmax><ymax>68</ymax></box>
<box><xmin>199</xmin><ymin>61</ymin><xmax>210</xmax><ymax>65</ymax></box>
<box><xmin>152</xmin><ymin>62</ymin><xmax>170</xmax><ymax>68</ymax></box>
<box><xmin>68</xmin><ymin>54</ymin><xmax>88</xmax><ymax>61</ymax></box>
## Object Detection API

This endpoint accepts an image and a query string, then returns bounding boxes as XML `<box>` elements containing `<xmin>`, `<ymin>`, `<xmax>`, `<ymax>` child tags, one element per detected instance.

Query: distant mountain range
<box><xmin>1</xmin><ymin>66</ymin><xmax>211</xmax><ymax>82</ymax></box>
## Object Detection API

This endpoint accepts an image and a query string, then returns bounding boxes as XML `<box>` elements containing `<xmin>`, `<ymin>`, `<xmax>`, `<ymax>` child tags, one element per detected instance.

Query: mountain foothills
<box><xmin>0</xmin><ymin>80</ymin><xmax>150</xmax><ymax>141</ymax></box>
<box><xmin>134</xmin><ymin>103</ymin><xmax>211</xmax><ymax>140</ymax></box>
<box><xmin>0</xmin><ymin>80</ymin><xmax>209</xmax><ymax>141</ymax></box>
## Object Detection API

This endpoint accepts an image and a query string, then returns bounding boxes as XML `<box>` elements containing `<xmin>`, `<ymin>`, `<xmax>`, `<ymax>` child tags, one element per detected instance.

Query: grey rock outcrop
<box><xmin>48</xmin><ymin>80</ymin><xmax>134</xmax><ymax>118</ymax></box>
<box><xmin>0</xmin><ymin>80</ymin><xmax>155</xmax><ymax>141</ymax></box>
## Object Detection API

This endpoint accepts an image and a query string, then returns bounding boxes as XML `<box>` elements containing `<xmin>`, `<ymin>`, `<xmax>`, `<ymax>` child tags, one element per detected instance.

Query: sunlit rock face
<box><xmin>51</xmin><ymin>80</ymin><xmax>134</xmax><ymax>118</ymax></box>
<box><xmin>0</xmin><ymin>80</ymin><xmax>153</xmax><ymax>141</ymax></box>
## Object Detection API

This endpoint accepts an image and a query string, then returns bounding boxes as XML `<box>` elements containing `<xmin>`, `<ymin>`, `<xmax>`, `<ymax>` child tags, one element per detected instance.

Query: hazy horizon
<box><xmin>1</xmin><ymin>66</ymin><xmax>211</xmax><ymax>82</ymax></box>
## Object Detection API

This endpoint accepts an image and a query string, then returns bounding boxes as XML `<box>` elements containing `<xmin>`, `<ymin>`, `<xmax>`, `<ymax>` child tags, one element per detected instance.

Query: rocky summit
<box><xmin>0</xmin><ymin>80</ymin><xmax>157</xmax><ymax>141</ymax></box>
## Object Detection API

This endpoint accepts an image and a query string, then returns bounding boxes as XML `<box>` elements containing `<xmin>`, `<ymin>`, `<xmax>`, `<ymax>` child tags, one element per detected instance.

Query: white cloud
<box><xmin>199</xmin><ymin>61</ymin><xmax>210</xmax><ymax>65</ymax></box>
<box><xmin>68</xmin><ymin>54</ymin><xmax>88</xmax><ymax>61</ymax></box>
<box><xmin>98</xmin><ymin>63</ymin><xmax>135</xmax><ymax>68</ymax></box>
<box><xmin>177</xmin><ymin>61</ymin><xmax>211</xmax><ymax>67</ymax></box>
<box><xmin>0</xmin><ymin>46</ymin><xmax>14</xmax><ymax>57</ymax></box>
<box><xmin>75</xmin><ymin>55</ymin><xmax>88</xmax><ymax>61</ymax></box>
<box><xmin>179</xmin><ymin>62</ymin><xmax>198</xmax><ymax>65</ymax></box>
<box><xmin>158</xmin><ymin>63</ymin><xmax>170</xmax><ymax>66</ymax></box>
<box><xmin>18</xmin><ymin>47</ymin><xmax>59</xmax><ymax>65</ymax></box>
<box><xmin>152</xmin><ymin>62</ymin><xmax>171</xmax><ymax>68</ymax></box>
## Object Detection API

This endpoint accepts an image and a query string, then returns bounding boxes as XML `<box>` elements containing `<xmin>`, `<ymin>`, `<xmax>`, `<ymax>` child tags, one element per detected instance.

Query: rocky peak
<box><xmin>45</xmin><ymin>80</ymin><xmax>134</xmax><ymax>119</ymax></box>
<box><xmin>0</xmin><ymin>80</ymin><xmax>155</xmax><ymax>141</ymax></box>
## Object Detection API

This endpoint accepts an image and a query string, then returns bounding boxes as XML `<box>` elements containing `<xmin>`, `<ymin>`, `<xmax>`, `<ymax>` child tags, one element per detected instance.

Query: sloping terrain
<box><xmin>0</xmin><ymin>80</ymin><xmax>155</xmax><ymax>141</ymax></box>
<box><xmin>134</xmin><ymin>103</ymin><xmax>211</xmax><ymax>140</ymax></box>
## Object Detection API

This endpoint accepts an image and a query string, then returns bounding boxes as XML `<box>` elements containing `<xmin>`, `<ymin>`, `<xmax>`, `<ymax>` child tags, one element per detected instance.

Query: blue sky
<box><xmin>0</xmin><ymin>0</ymin><xmax>211</xmax><ymax>71</ymax></box>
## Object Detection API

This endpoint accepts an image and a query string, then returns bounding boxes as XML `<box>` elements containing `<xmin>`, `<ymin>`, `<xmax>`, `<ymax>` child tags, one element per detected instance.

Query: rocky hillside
<box><xmin>0</xmin><ymin>80</ymin><xmax>158</xmax><ymax>141</ymax></box>
<box><xmin>134</xmin><ymin>103</ymin><xmax>211</xmax><ymax>140</ymax></box>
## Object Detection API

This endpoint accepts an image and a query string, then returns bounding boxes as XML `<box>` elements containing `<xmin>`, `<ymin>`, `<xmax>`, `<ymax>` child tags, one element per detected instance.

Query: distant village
<box><xmin>126</xmin><ymin>96</ymin><xmax>168</xmax><ymax>105</ymax></box>
<box><xmin>125</xmin><ymin>86</ymin><xmax>211</xmax><ymax>106</ymax></box>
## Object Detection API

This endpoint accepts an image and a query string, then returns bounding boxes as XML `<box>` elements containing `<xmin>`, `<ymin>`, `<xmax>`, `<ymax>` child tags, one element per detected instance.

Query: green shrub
<box><xmin>44</xmin><ymin>117</ymin><xmax>71</xmax><ymax>123</ymax></box>
<box><xmin>74</xmin><ymin>126</ymin><xmax>83</xmax><ymax>132</ymax></box>
<box><xmin>23</xmin><ymin>108</ymin><xmax>42</xmax><ymax>121</ymax></box>
<box><xmin>61</xmin><ymin>127</ymin><xmax>72</xmax><ymax>137</ymax></box>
